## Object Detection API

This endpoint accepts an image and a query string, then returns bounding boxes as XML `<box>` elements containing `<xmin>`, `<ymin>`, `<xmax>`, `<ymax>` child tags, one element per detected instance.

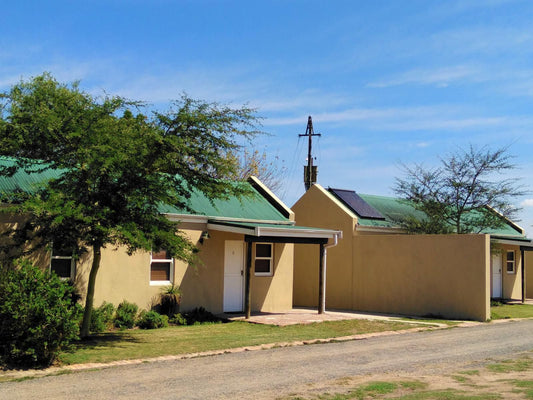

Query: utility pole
<box><xmin>299</xmin><ymin>116</ymin><xmax>321</xmax><ymax>191</ymax></box>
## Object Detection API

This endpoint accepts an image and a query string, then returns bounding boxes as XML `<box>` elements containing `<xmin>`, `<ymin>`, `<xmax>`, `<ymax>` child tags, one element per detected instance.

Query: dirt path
<box><xmin>0</xmin><ymin>320</ymin><xmax>532</xmax><ymax>400</ymax></box>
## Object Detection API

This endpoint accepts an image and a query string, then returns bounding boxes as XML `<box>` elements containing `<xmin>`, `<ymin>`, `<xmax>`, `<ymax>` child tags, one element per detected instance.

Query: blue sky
<box><xmin>2</xmin><ymin>0</ymin><xmax>533</xmax><ymax>234</ymax></box>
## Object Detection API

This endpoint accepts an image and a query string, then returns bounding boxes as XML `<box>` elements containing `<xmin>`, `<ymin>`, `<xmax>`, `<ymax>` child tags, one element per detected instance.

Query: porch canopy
<box><xmin>492</xmin><ymin>235</ymin><xmax>533</xmax><ymax>302</ymax></box>
<box><xmin>208</xmin><ymin>220</ymin><xmax>343</xmax><ymax>318</ymax></box>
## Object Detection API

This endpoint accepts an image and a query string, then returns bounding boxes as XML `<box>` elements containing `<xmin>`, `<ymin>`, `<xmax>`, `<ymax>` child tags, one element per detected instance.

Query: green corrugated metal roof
<box><xmin>159</xmin><ymin>186</ymin><xmax>288</xmax><ymax>221</ymax></box>
<box><xmin>0</xmin><ymin>157</ymin><xmax>61</xmax><ymax>197</ymax></box>
<box><xmin>0</xmin><ymin>157</ymin><xmax>288</xmax><ymax>222</ymax></box>
<box><xmin>357</xmin><ymin>193</ymin><xmax>525</xmax><ymax>238</ymax></box>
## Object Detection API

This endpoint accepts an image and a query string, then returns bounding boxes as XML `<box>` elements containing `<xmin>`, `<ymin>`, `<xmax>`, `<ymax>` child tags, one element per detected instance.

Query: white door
<box><xmin>223</xmin><ymin>241</ymin><xmax>244</xmax><ymax>312</ymax></box>
<box><xmin>492</xmin><ymin>254</ymin><xmax>502</xmax><ymax>298</ymax></box>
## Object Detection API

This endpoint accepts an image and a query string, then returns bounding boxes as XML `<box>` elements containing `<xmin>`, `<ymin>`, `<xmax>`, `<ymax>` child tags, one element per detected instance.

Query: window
<box><xmin>50</xmin><ymin>244</ymin><xmax>75</xmax><ymax>280</ymax></box>
<box><xmin>254</xmin><ymin>243</ymin><xmax>273</xmax><ymax>276</ymax></box>
<box><xmin>506</xmin><ymin>250</ymin><xmax>515</xmax><ymax>274</ymax></box>
<box><xmin>150</xmin><ymin>249</ymin><xmax>173</xmax><ymax>284</ymax></box>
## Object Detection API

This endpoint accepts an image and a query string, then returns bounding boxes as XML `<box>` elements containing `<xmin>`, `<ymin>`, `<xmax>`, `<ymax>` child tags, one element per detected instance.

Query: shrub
<box><xmin>114</xmin><ymin>300</ymin><xmax>138</xmax><ymax>329</ymax></box>
<box><xmin>137</xmin><ymin>310</ymin><xmax>169</xmax><ymax>329</ymax></box>
<box><xmin>90</xmin><ymin>302</ymin><xmax>116</xmax><ymax>333</ymax></box>
<box><xmin>183</xmin><ymin>307</ymin><xmax>224</xmax><ymax>325</ymax></box>
<box><xmin>169</xmin><ymin>312</ymin><xmax>188</xmax><ymax>326</ymax></box>
<box><xmin>159</xmin><ymin>284</ymin><xmax>182</xmax><ymax>317</ymax></box>
<box><xmin>0</xmin><ymin>260</ymin><xmax>82</xmax><ymax>368</ymax></box>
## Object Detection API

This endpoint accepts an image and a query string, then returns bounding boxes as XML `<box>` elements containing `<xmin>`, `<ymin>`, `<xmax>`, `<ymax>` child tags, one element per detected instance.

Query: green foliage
<box><xmin>168</xmin><ymin>307</ymin><xmax>223</xmax><ymax>326</ymax></box>
<box><xmin>394</xmin><ymin>145</ymin><xmax>524</xmax><ymax>234</ymax></box>
<box><xmin>114</xmin><ymin>300</ymin><xmax>139</xmax><ymax>329</ymax></box>
<box><xmin>137</xmin><ymin>310</ymin><xmax>169</xmax><ymax>329</ymax></box>
<box><xmin>89</xmin><ymin>302</ymin><xmax>116</xmax><ymax>333</ymax></box>
<box><xmin>183</xmin><ymin>307</ymin><xmax>223</xmax><ymax>325</ymax></box>
<box><xmin>0</xmin><ymin>260</ymin><xmax>82</xmax><ymax>368</ymax></box>
<box><xmin>159</xmin><ymin>283</ymin><xmax>181</xmax><ymax>317</ymax></box>
<box><xmin>0</xmin><ymin>73</ymin><xmax>261</xmax><ymax>337</ymax></box>
<box><xmin>169</xmin><ymin>313</ymin><xmax>188</xmax><ymax>326</ymax></box>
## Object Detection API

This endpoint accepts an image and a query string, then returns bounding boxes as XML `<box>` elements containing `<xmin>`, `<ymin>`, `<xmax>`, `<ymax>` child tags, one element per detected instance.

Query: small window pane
<box><xmin>507</xmin><ymin>251</ymin><xmax>514</xmax><ymax>261</ymax></box>
<box><xmin>255</xmin><ymin>259</ymin><xmax>271</xmax><ymax>274</ymax></box>
<box><xmin>256</xmin><ymin>244</ymin><xmax>271</xmax><ymax>258</ymax></box>
<box><xmin>151</xmin><ymin>262</ymin><xmax>171</xmax><ymax>281</ymax></box>
<box><xmin>51</xmin><ymin>259</ymin><xmax>72</xmax><ymax>279</ymax></box>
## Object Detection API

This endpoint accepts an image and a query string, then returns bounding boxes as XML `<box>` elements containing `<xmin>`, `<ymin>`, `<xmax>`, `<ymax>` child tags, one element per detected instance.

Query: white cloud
<box><xmin>265</xmin><ymin>105</ymin><xmax>510</xmax><ymax>132</ymax></box>
<box><xmin>367</xmin><ymin>65</ymin><xmax>482</xmax><ymax>88</ymax></box>
<box><xmin>521</xmin><ymin>199</ymin><xmax>533</xmax><ymax>207</ymax></box>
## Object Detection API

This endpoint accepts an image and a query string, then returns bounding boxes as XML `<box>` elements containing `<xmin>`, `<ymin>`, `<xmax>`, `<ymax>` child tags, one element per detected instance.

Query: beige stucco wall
<box><xmin>79</xmin><ymin>226</ymin><xmax>294</xmax><ymax>313</ymax></box>
<box><xmin>352</xmin><ymin>234</ymin><xmax>490</xmax><ymax>321</ymax></box>
<box><xmin>491</xmin><ymin>244</ymin><xmax>523</xmax><ymax>300</ymax></box>
<box><xmin>292</xmin><ymin>184</ymin><xmax>356</xmax><ymax>309</ymax></box>
<box><xmin>293</xmin><ymin>184</ymin><xmax>491</xmax><ymax>321</ymax></box>
<box><xmin>526</xmin><ymin>251</ymin><xmax>533</xmax><ymax>299</ymax></box>
<box><xmin>2</xmin><ymin>213</ymin><xmax>294</xmax><ymax>314</ymax></box>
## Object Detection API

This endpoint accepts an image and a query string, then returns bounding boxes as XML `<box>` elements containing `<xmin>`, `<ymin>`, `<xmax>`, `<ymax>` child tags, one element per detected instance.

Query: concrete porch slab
<box><xmin>218</xmin><ymin>307</ymin><xmax>428</xmax><ymax>326</ymax></box>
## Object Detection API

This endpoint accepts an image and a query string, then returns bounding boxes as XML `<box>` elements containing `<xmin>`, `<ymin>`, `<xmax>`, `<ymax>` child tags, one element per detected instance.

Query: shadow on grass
<box><xmin>63</xmin><ymin>332</ymin><xmax>142</xmax><ymax>354</ymax></box>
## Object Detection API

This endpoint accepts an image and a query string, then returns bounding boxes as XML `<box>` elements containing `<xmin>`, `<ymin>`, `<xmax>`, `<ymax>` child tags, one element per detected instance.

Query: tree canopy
<box><xmin>393</xmin><ymin>145</ymin><xmax>525</xmax><ymax>234</ymax></box>
<box><xmin>225</xmin><ymin>148</ymin><xmax>286</xmax><ymax>194</ymax></box>
<box><xmin>0</xmin><ymin>73</ymin><xmax>261</xmax><ymax>337</ymax></box>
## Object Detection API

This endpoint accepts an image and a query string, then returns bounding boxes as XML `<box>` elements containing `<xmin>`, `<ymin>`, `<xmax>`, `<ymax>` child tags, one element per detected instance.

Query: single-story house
<box><xmin>0</xmin><ymin>157</ymin><xmax>341</xmax><ymax>316</ymax></box>
<box><xmin>292</xmin><ymin>184</ymin><xmax>533</xmax><ymax>321</ymax></box>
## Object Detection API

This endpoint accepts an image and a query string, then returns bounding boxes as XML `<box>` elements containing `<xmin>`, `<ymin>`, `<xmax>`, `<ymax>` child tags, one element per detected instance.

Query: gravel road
<box><xmin>1</xmin><ymin>320</ymin><xmax>532</xmax><ymax>400</ymax></box>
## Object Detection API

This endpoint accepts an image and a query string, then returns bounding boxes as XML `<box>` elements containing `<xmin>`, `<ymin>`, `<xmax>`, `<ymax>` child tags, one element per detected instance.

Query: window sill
<box><xmin>150</xmin><ymin>280</ymin><xmax>172</xmax><ymax>286</ymax></box>
<box><xmin>254</xmin><ymin>273</ymin><xmax>273</xmax><ymax>277</ymax></box>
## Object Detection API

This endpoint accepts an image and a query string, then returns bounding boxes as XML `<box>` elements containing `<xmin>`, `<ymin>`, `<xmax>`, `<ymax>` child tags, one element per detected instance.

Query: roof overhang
<box><xmin>491</xmin><ymin>235</ymin><xmax>533</xmax><ymax>250</ymax></box>
<box><xmin>207</xmin><ymin>220</ymin><xmax>343</xmax><ymax>244</ymax></box>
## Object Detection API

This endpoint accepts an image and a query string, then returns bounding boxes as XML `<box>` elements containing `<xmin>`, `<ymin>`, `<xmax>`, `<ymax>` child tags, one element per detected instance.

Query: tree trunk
<box><xmin>80</xmin><ymin>245</ymin><xmax>102</xmax><ymax>338</ymax></box>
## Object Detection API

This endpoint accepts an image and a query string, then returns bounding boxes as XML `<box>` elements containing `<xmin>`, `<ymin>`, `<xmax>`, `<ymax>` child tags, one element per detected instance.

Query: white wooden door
<box><xmin>492</xmin><ymin>253</ymin><xmax>502</xmax><ymax>298</ymax></box>
<box><xmin>223</xmin><ymin>241</ymin><xmax>244</xmax><ymax>312</ymax></box>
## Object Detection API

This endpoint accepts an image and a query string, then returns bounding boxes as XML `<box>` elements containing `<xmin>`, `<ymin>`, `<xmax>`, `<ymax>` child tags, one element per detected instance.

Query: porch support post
<box><xmin>318</xmin><ymin>243</ymin><xmax>326</xmax><ymax>314</ymax></box>
<box><xmin>245</xmin><ymin>241</ymin><xmax>253</xmax><ymax>319</ymax></box>
<box><xmin>521</xmin><ymin>247</ymin><xmax>526</xmax><ymax>303</ymax></box>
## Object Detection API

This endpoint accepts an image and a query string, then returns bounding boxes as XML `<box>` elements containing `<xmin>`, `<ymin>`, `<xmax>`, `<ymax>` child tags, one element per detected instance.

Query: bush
<box><xmin>159</xmin><ymin>284</ymin><xmax>181</xmax><ymax>317</ymax></box>
<box><xmin>114</xmin><ymin>300</ymin><xmax>138</xmax><ymax>329</ymax></box>
<box><xmin>0</xmin><ymin>260</ymin><xmax>82</xmax><ymax>368</ymax></box>
<box><xmin>90</xmin><ymin>302</ymin><xmax>116</xmax><ymax>333</ymax></box>
<box><xmin>169</xmin><ymin>312</ymin><xmax>188</xmax><ymax>326</ymax></box>
<box><xmin>183</xmin><ymin>307</ymin><xmax>224</xmax><ymax>325</ymax></box>
<box><xmin>137</xmin><ymin>310</ymin><xmax>169</xmax><ymax>329</ymax></box>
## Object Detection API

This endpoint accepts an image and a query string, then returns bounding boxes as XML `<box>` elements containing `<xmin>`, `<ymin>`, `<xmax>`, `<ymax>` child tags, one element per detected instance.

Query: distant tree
<box><xmin>225</xmin><ymin>148</ymin><xmax>286</xmax><ymax>194</ymax></box>
<box><xmin>394</xmin><ymin>145</ymin><xmax>525</xmax><ymax>234</ymax></box>
<box><xmin>0</xmin><ymin>73</ymin><xmax>260</xmax><ymax>338</ymax></box>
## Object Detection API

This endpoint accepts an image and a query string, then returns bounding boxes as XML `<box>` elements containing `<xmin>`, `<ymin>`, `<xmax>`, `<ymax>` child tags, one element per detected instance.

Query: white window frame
<box><xmin>254</xmin><ymin>243</ymin><xmax>273</xmax><ymax>277</ymax></box>
<box><xmin>506</xmin><ymin>250</ymin><xmax>516</xmax><ymax>274</ymax></box>
<box><xmin>150</xmin><ymin>249</ymin><xmax>174</xmax><ymax>285</ymax></box>
<box><xmin>50</xmin><ymin>245</ymin><xmax>76</xmax><ymax>280</ymax></box>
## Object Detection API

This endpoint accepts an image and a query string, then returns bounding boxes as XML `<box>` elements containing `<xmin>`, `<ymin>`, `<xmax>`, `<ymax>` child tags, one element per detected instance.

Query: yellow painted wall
<box><xmin>352</xmin><ymin>234</ymin><xmax>490</xmax><ymax>321</ymax></box>
<box><xmin>251</xmin><ymin>243</ymin><xmax>293</xmax><ymax>312</ymax></box>
<box><xmin>2</xmin><ymin>215</ymin><xmax>294</xmax><ymax>314</ymax></box>
<box><xmin>83</xmin><ymin>226</ymin><xmax>295</xmax><ymax>313</ymax></box>
<box><xmin>526</xmin><ymin>251</ymin><xmax>533</xmax><ymax>299</ymax></box>
<box><xmin>292</xmin><ymin>185</ymin><xmax>491</xmax><ymax>321</ymax></box>
<box><xmin>492</xmin><ymin>245</ymin><xmax>523</xmax><ymax>300</ymax></box>
<box><xmin>292</xmin><ymin>184</ymin><xmax>356</xmax><ymax>309</ymax></box>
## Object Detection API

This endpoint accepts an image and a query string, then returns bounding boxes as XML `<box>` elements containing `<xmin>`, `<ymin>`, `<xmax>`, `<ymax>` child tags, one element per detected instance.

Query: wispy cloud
<box><xmin>265</xmin><ymin>105</ymin><xmax>510</xmax><ymax>132</ymax></box>
<box><xmin>367</xmin><ymin>65</ymin><xmax>482</xmax><ymax>88</ymax></box>
<box><xmin>521</xmin><ymin>199</ymin><xmax>533</xmax><ymax>207</ymax></box>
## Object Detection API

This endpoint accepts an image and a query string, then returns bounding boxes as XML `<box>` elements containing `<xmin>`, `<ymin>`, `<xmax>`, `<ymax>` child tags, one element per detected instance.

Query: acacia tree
<box><xmin>394</xmin><ymin>145</ymin><xmax>524</xmax><ymax>234</ymax></box>
<box><xmin>0</xmin><ymin>73</ymin><xmax>259</xmax><ymax>337</ymax></box>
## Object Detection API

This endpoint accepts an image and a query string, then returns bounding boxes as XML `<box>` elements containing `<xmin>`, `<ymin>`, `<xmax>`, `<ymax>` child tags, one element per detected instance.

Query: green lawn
<box><xmin>59</xmin><ymin>319</ymin><xmax>417</xmax><ymax>365</ymax></box>
<box><xmin>490</xmin><ymin>303</ymin><xmax>533</xmax><ymax>320</ymax></box>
